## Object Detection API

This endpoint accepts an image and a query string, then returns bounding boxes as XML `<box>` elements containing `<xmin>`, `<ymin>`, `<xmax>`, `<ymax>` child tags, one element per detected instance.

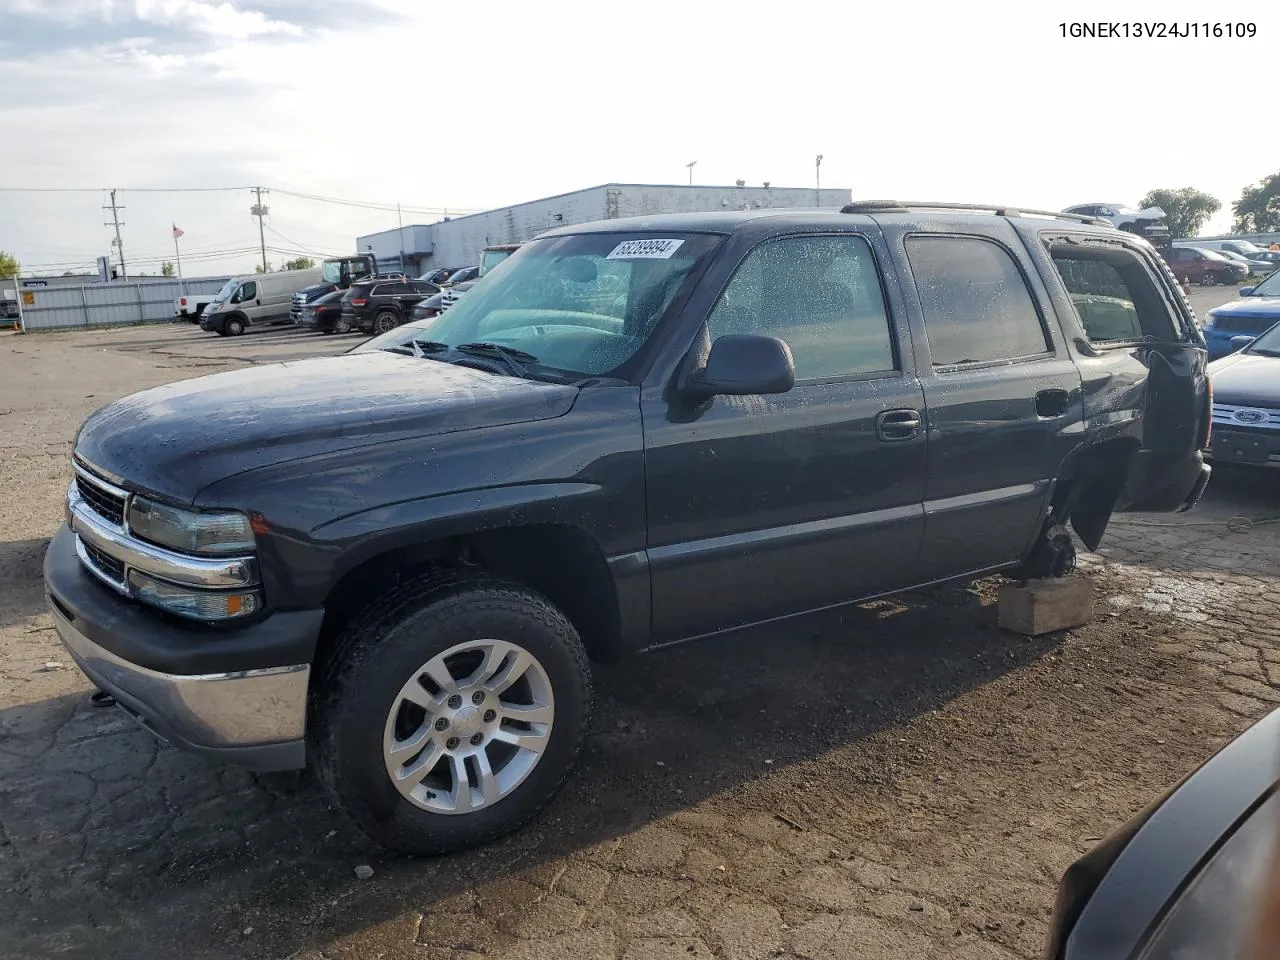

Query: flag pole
<box><xmin>172</xmin><ymin>224</ymin><xmax>185</xmax><ymax>294</ymax></box>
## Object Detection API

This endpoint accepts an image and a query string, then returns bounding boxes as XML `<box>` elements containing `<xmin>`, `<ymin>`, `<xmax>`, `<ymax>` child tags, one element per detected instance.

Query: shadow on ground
<box><xmin>0</xmin><ymin>582</ymin><xmax>1061</xmax><ymax>960</ymax></box>
<box><xmin>0</xmin><ymin>538</ymin><xmax>52</xmax><ymax>629</ymax></box>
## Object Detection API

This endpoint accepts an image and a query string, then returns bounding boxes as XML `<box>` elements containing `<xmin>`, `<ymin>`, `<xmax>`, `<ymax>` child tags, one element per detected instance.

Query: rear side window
<box><xmin>905</xmin><ymin>236</ymin><xmax>1050</xmax><ymax>366</ymax></box>
<box><xmin>707</xmin><ymin>234</ymin><xmax>896</xmax><ymax>380</ymax></box>
<box><xmin>1048</xmin><ymin>243</ymin><xmax>1180</xmax><ymax>342</ymax></box>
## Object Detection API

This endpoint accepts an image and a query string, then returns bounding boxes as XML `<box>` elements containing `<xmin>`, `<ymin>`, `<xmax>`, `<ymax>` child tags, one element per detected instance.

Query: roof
<box><xmin>538</xmin><ymin>202</ymin><xmax>1121</xmax><ymax>239</ymax></box>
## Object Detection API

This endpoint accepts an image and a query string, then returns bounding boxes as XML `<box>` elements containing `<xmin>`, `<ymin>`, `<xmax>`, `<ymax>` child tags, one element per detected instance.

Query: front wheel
<box><xmin>313</xmin><ymin>578</ymin><xmax>592</xmax><ymax>856</ymax></box>
<box><xmin>225</xmin><ymin>315</ymin><xmax>246</xmax><ymax>335</ymax></box>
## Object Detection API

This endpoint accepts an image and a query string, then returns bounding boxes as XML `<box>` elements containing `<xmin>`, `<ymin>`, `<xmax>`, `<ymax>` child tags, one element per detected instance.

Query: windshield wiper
<box><xmin>454</xmin><ymin>342</ymin><xmax>537</xmax><ymax>377</ymax></box>
<box><xmin>1248</xmin><ymin>347</ymin><xmax>1280</xmax><ymax>357</ymax></box>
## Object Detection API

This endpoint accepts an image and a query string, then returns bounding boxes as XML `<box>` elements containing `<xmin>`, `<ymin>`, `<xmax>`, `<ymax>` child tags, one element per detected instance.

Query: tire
<box><xmin>374</xmin><ymin>310</ymin><xmax>400</xmax><ymax>334</ymax></box>
<box><xmin>313</xmin><ymin>576</ymin><xmax>592</xmax><ymax>856</ymax></box>
<box><xmin>1200</xmin><ymin>273</ymin><xmax>1218</xmax><ymax>287</ymax></box>
<box><xmin>225</xmin><ymin>315</ymin><xmax>246</xmax><ymax>336</ymax></box>
<box><xmin>334</xmin><ymin>315</ymin><xmax>352</xmax><ymax>335</ymax></box>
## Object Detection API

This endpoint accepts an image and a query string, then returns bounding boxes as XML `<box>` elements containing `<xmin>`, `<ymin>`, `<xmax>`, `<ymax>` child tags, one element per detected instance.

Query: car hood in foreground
<box><xmin>73</xmin><ymin>353</ymin><xmax>577</xmax><ymax>503</ymax></box>
<box><xmin>1207</xmin><ymin>351</ymin><xmax>1280</xmax><ymax>407</ymax></box>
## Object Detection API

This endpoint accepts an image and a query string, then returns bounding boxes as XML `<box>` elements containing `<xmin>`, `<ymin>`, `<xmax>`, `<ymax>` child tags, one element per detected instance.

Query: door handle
<box><xmin>1035</xmin><ymin>388</ymin><xmax>1071</xmax><ymax>418</ymax></box>
<box><xmin>876</xmin><ymin>408</ymin><xmax>922</xmax><ymax>442</ymax></box>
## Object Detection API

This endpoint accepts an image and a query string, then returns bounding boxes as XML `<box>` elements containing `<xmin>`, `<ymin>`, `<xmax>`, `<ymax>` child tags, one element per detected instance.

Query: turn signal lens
<box><xmin>127</xmin><ymin>570</ymin><xmax>261</xmax><ymax>621</ymax></box>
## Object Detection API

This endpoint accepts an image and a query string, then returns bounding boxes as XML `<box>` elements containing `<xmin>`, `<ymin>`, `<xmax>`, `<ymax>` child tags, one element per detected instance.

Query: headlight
<box><xmin>127</xmin><ymin>496</ymin><xmax>255</xmax><ymax>556</ymax></box>
<box><xmin>127</xmin><ymin>570</ymin><xmax>261</xmax><ymax>621</ymax></box>
<box><xmin>1203</xmin><ymin>313</ymin><xmax>1217</xmax><ymax>329</ymax></box>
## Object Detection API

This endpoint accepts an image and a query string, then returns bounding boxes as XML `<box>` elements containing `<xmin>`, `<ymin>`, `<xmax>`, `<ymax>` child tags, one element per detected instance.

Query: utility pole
<box><xmin>103</xmin><ymin>189</ymin><xmax>127</xmax><ymax>280</ymax></box>
<box><xmin>815</xmin><ymin>154</ymin><xmax>823</xmax><ymax>207</ymax></box>
<box><xmin>686</xmin><ymin>160</ymin><xmax>698</xmax><ymax>186</ymax></box>
<box><xmin>397</xmin><ymin>202</ymin><xmax>406</xmax><ymax>274</ymax></box>
<box><xmin>250</xmin><ymin>187</ymin><xmax>270</xmax><ymax>273</ymax></box>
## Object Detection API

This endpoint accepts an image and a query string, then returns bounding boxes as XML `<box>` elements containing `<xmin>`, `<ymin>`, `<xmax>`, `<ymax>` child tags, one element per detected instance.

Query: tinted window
<box><xmin>906</xmin><ymin>236</ymin><xmax>1049</xmax><ymax>365</ymax></box>
<box><xmin>707</xmin><ymin>234</ymin><xmax>894</xmax><ymax>380</ymax></box>
<box><xmin>410</xmin><ymin>280</ymin><xmax>439</xmax><ymax>294</ymax></box>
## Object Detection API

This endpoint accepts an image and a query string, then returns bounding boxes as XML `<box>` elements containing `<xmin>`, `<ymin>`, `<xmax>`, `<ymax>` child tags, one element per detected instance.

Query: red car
<box><xmin>1167</xmin><ymin>246</ymin><xmax>1249</xmax><ymax>286</ymax></box>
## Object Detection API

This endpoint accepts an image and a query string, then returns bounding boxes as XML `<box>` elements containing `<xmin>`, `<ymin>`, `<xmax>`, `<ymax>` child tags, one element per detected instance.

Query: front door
<box><xmin>894</xmin><ymin>227</ymin><xmax>1084</xmax><ymax>579</ymax></box>
<box><xmin>642</xmin><ymin>231</ymin><xmax>927</xmax><ymax>642</ymax></box>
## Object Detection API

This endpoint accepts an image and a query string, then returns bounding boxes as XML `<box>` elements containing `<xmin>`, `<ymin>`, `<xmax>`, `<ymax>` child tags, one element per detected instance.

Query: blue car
<box><xmin>1203</xmin><ymin>269</ymin><xmax>1280</xmax><ymax>359</ymax></box>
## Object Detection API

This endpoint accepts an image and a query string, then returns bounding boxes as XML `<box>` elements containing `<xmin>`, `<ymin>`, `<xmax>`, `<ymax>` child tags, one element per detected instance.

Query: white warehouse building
<box><xmin>357</xmin><ymin>182</ymin><xmax>852</xmax><ymax>275</ymax></box>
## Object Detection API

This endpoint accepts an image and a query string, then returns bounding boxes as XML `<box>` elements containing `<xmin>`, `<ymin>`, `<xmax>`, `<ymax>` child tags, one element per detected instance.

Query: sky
<box><xmin>0</xmin><ymin>0</ymin><xmax>1275</xmax><ymax>277</ymax></box>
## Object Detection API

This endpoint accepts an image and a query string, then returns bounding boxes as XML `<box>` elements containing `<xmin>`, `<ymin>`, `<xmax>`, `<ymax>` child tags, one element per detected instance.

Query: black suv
<box><xmin>45</xmin><ymin>202</ymin><xmax>1211</xmax><ymax>857</ymax></box>
<box><xmin>340</xmin><ymin>278</ymin><xmax>441</xmax><ymax>334</ymax></box>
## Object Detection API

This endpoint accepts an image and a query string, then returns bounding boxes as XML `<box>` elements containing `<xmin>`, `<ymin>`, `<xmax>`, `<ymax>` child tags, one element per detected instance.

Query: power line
<box><xmin>0</xmin><ymin>184</ymin><xmax>480</xmax><ymax>213</ymax></box>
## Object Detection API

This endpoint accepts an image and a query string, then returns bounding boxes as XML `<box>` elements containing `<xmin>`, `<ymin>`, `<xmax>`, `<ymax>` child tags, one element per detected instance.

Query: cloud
<box><xmin>0</xmin><ymin>0</ymin><xmax>303</xmax><ymax>42</ymax></box>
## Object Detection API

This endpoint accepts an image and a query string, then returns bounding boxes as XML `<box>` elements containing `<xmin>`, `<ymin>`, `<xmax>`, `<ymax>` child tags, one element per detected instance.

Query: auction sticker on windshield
<box><xmin>606</xmin><ymin>239</ymin><xmax>685</xmax><ymax>260</ymax></box>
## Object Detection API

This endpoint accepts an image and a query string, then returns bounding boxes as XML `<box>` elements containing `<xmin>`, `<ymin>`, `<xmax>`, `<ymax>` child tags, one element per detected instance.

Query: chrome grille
<box><xmin>74</xmin><ymin>469</ymin><xmax>125</xmax><ymax>526</ymax></box>
<box><xmin>1212</xmin><ymin>404</ymin><xmax>1280</xmax><ymax>431</ymax></box>
<box><xmin>81</xmin><ymin>540</ymin><xmax>125</xmax><ymax>583</ymax></box>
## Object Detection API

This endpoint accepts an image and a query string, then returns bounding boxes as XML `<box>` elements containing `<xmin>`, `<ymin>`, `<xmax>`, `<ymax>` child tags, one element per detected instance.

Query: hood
<box><xmin>1208</xmin><ymin>351</ymin><xmax>1280</xmax><ymax>407</ymax></box>
<box><xmin>296</xmin><ymin>282</ymin><xmax>338</xmax><ymax>302</ymax></box>
<box><xmin>74</xmin><ymin>352</ymin><xmax>578</xmax><ymax>504</ymax></box>
<box><xmin>1209</xmin><ymin>295</ymin><xmax>1280</xmax><ymax>321</ymax></box>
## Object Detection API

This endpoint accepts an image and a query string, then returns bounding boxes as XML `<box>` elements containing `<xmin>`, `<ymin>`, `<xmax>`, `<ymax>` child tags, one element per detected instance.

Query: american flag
<box><xmin>172</xmin><ymin>224</ymin><xmax>184</xmax><ymax>239</ymax></box>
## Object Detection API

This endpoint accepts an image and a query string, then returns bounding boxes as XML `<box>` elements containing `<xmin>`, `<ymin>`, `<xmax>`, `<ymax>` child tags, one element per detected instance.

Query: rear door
<box><xmin>1024</xmin><ymin>227</ymin><xmax>1209</xmax><ymax>531</ymax></box>
<box><xmin>886</xmin><ymin>219</ymin><xmax>1085</xmax><ymax>579</ymax></box>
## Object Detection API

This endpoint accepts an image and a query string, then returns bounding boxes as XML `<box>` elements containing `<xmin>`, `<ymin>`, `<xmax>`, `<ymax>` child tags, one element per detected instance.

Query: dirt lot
<box><xmin>2</xmin><ymin>291</ymin><xmax>1278</xmax><ymax>960</ymax></box>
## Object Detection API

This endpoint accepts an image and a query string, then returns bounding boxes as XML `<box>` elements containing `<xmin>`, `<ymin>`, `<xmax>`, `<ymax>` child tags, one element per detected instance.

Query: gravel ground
<box><xmin>2</xmin><ymin>289</ymin><xmax>1276</xmax><ymax>960</ymax></box>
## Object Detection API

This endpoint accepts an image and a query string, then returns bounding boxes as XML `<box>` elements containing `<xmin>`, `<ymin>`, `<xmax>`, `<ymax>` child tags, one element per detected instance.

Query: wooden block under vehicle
<box><xmin>998</xmin><ymin>577</ymin><xmax>1095</xmax><ymax>636</ymax></box>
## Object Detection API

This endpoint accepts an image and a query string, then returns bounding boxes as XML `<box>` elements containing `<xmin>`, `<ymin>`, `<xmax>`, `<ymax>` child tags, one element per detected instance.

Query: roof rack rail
<box><xmin>839</xmin><ymin>201</ymin><xmax>1106</xmax><ymax>225</ymax></box>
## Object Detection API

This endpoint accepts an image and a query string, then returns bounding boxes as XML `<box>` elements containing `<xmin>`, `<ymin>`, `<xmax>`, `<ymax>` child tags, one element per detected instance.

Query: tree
<box><xmin>1138</xmin><ymin>187</ymin><xmax>1221</xmax><ymax>239</ymax></box>
<box><xmin>160</xmin><ymin>261</ymin><xmax>175</xmax><ymax>277</ymax></box>
<box><xmin>0</xmin><ymin>251</ymin><xmax>20</xmax><ymax>279</ymax></box>
<box><xmin>281</xmin><ymin>256</ymin><xmax>315</xmax><ymax>271</ymax></box>
<box><xmin>1233</xmin><ymin>172</ymin><xmax>1280</xmax><ymax>234</ymax></box>
<box><xmin>255</xmin><ymin>262</ymin><xmax>272</xmax><ymax>274</ymax></box>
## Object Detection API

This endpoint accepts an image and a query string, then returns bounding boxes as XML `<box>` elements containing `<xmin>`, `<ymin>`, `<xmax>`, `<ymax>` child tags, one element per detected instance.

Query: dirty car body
<box><xmin>44</xmin><ymin>203</ymin><xmax>1210</xmax><ymax>854</ymax></box>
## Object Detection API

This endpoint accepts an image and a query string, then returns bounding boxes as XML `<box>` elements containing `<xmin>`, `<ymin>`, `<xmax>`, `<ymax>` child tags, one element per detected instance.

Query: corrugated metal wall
<box><xmin>18</xmin><ymin>277</ymin><xmax>231</xmax><ymax>332</ymax></box>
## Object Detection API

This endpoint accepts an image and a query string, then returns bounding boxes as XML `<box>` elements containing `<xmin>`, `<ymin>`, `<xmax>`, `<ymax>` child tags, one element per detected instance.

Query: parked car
<box><xmin>1204</xmin><ymin>317</ymin><xmax>1280</xmax><ymax>468</ymax></box>
<box><xmin>441</xmin><ymin>265</ymin><xmax>480</xmax><ymax>286</ymax></box>
<box><xmin>1215</xmin><ymin>248</ymin><xmax>1276</xmax><ymax>276</ymax></box>
<box><xmin>339</xmin><ymin>278</ymin><xmax>441</xmax><ymax>334</ymax></box>
<box><xmin>287</xmin><ymin>254</ymin><xmax>381</xmax><ymax>325</ymax></box>
<box><xmin>416</xmin><ymin>246</ymin><xmax>524</xmax><ymax>320</ymax></box>
<box><xmin>1166</xmin><ymin>246</ymin><xmax>1248</xmax><ymax>287</ymax></box>
<box><xmin>419</xmin><ymin>267</ymin><xmax>464</xmax><ymax>285</ymax></box>
<box><xmin>46</xmin><ymin>202</ymin><xmax>1210</xmax><ymax>856</ymax></box>
<box><xmin>1177</xmin><ymin>238</ymin><xmax>1270</xmax><ymax>259</ymax></box>
<box><xmin>1202</xmin><ymin>270</ymin><xmax>1280</xmax><ymax>359</ymax></box>
<box><xmin>294</xmin><ymin>289</ymin><xmax>348</xmax><ymax>333</ymax></box>
<box><xmin>1250</xmin><ymin>249</ymin><xmax>1280</xmax><ymax>272</ymax></box>
<box><xmin>174</xmin><ymin>292</ymin><xmax>215</xmax><ymax>321</ymax></box>
<box><xmin>200</xmin><ymin>267</ymin><xmax>323</xmax><ymax>335</ymax></box>
<box><xmin>1044</xmin><ymin>706</ymin><xmax>1280</xmax><ymax>960</ymax></box>
<box><xmin>1063</xmin><ymin>203</ymin><xmax>1172</xmax><ymax>253</ymax></box>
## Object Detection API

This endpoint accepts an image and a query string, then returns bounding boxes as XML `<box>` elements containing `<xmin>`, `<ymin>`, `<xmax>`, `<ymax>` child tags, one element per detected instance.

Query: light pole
<box><xmin>686</xmin><ymin>160</ymin><xmax>698</xmax><ymax>186</ymax></box>
<box><xmin>815</xmin><ymin>154</ymin><xmax>823</xmax><ymax>207</ymax></box>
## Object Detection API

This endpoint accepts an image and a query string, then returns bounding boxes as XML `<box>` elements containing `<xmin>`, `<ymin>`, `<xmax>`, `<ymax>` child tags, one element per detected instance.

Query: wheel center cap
<box><xmin>451</xmin><ymin>704</ymin><xmax>483</xmax><ymax>739</ymax></box>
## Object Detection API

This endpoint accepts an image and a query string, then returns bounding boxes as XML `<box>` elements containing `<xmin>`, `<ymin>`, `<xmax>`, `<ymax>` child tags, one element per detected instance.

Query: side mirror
<box><xmin>1239</xmin><ymin>286</ymin><xmax>1255</xmax><ymax>297</ymax></box>
<box><xmin>1231</xmin><ymin>335</ymin><xmax>1255</xmax><ymax>353</ymax></box>
<box><xmin>684</xmin><ymin>334</ymin><xmax>796</xmax><ymax>400</ymax></box>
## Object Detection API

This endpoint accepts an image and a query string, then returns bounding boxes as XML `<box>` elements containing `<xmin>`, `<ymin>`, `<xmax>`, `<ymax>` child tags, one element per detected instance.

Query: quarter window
<box><xmin>905</xmin><ymin>236</ymin><xmax>1050</xmax><ymax>366</ymax></box>
<box><xmin>1049</xmin><ymin>243</ymin><xmax>1180</xmax><ymax>342</ymax></box>
<box><xmin>706</xmin><ymin>234</ymin><xmax>895</xmax><ymax>380</ymax></box>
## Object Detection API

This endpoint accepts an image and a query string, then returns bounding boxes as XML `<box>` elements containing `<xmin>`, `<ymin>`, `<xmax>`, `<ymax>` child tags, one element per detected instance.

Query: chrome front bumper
<box><xmin>50</xmin><ymin>598</ymin><xmax>309</xmax><ymax>771</ymax></box>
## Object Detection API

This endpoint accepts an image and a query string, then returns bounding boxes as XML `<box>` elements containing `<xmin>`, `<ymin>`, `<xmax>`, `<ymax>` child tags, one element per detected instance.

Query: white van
<box><xmin>200</xmin><ymin>267</ymin><xmax>323</xmax><ymax>336</ymax></box>
<box><xmin>1177</xmin><ymin>238</ymin><xmax>1266</xmax><ymax>259</ymax></box>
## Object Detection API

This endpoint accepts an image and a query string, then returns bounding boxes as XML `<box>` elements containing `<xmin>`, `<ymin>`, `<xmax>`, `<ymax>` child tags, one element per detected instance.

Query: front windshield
<box><xmin>210</xmin><ymin>279</ymin><xmax>237</xmax><ymax>304</ymax></box>
<box><xmin>349</xmin><ymin>233</ymin><xmax>721</xmax><ymax>377</ymax></box>
<box><xmin>321</xmin><ymin>260</ymin><xmax>343</xmax><ymax>284</ymax></box>
<box><xmin>1245</xmin><ymin>321</ymin><xmax>1280</xmax><ymax>354</ymax></box>
<box><xmin>1250</xmin><ymin>272</ymin><xmax>1280</xmax><ymax>297</ymax></box>
<box><xmin>480</xmin><ymin>249</ymin><xmax>512</xmax><ymax>275</ymax></box>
